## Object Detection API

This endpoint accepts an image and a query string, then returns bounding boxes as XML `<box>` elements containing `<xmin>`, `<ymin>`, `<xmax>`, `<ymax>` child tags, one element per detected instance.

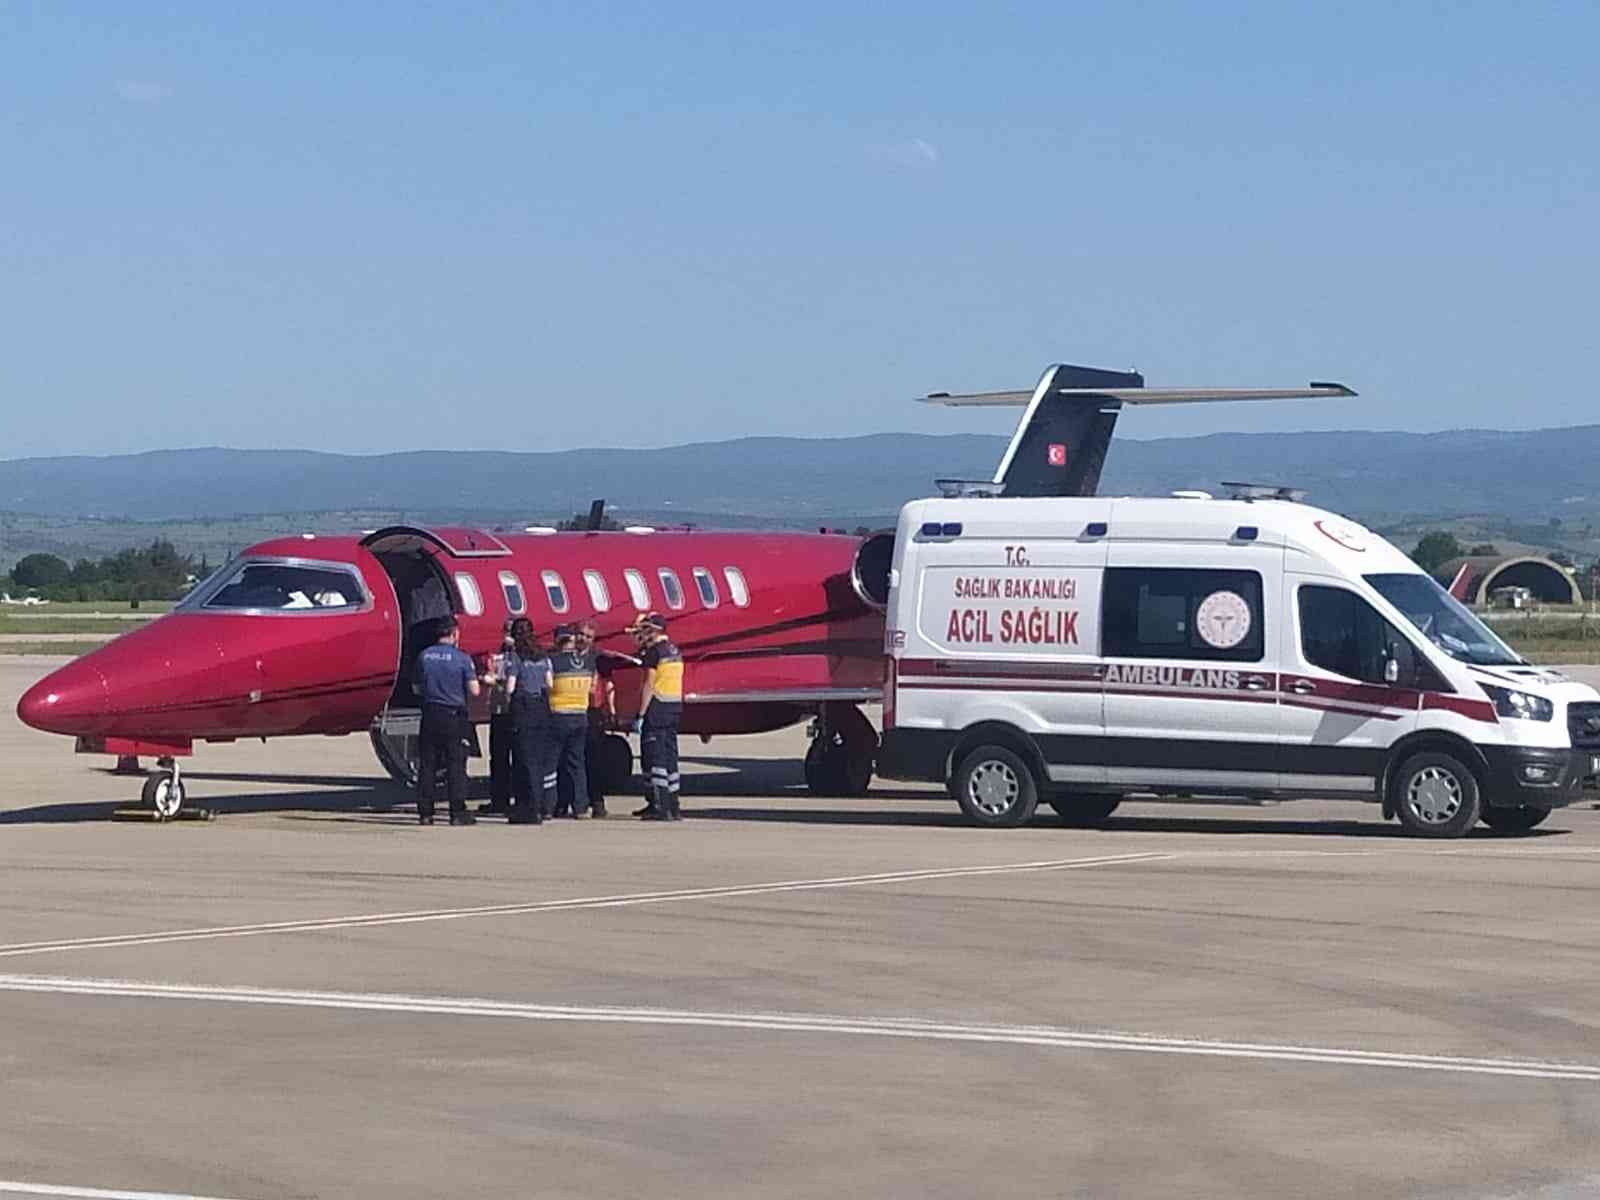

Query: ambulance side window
<box><xmin>1299</xmin><ymin>586</ymin><xmax>1419</xmax><ymax>686</ymax></box>
<box><xmin>1102</xmin><ymin>568</ymin><xmax>1264</xmax><ymax>662</ymax></box>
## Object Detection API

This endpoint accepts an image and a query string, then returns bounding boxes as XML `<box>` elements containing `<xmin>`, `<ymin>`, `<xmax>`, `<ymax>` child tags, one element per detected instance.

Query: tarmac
<box><xmin>3</xmin><ymin>655</ymin><xmax>1600</xmax><ymax>1199</ymax></box>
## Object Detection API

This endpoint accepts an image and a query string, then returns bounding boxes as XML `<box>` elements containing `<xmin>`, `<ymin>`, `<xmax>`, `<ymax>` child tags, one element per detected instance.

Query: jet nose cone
<box><xmin>17</xmin><ymin>660</ymin><xmax>108</xmax><ymax>735</ymax></box>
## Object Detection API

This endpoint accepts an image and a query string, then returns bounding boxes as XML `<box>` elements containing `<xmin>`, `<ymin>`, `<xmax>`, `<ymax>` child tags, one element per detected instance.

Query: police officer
<box><xmin>628</xmin><ymin>611</ymin><xmax>683</xmax><ymax>821</ymax></box>
<box><xmin>502</xmin><ymin>618</ymin><xmax>553</xmax><ymax>825</ymax></box>
<box><xmin>414</xmin><ymin>617</ymin><xmax>480</xmax><ymax>826</ymax></box>
<box><xmin>482</xmin><ymin>621</ymin><xmax>517</xmax><ymax>815</ymax></box>
<box><xmin>547</xmin><ymin>624</ymin><xmax>597</xmax><ymax>818</ymax></box>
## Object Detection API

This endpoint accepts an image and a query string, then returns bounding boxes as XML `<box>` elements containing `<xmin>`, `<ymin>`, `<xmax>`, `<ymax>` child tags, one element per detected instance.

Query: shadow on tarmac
<box><xmin>0</xmin><ymin>753</ymin><xmax>1579</xmax><ymax>841</ymax></box>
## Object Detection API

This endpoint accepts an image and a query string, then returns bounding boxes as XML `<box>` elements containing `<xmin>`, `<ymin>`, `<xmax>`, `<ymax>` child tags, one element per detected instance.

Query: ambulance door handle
<box><xmin>1288</xmin><ymin>679</ymin><xmax>1316</xmax><ymax>695</ymax></box>
<box><xmin>1242</xmin><ymin>677</ymin><xmax>1267</xmax><ymax>691</ymax></box>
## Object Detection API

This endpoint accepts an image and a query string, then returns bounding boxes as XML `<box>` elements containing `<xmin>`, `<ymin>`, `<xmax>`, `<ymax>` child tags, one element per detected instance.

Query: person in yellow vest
<box><xmin>627</xmin><ymin>611</ymin><xmax>683</xmax><ymax>821</ymax></box>
<box><xmin>546</xmin><ymin>624</ymin><xmax>598</xmax><ymax>818</ymax></box>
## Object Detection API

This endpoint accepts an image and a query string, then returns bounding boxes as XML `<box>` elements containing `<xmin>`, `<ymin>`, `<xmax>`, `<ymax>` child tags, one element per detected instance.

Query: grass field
<box><xmin>1</xmin><ymin>601</ymin><xmax>172</xmax><ymax>615</ymax></box>
<box><xmin>0</xmin><ymin>617</ymin><xmax>152</xmax><ymax>635</ymax></box>
<box><xmin>0</xmin><ymin>641</ymin><xmax>111</xmax><ymax>657</ymax></box>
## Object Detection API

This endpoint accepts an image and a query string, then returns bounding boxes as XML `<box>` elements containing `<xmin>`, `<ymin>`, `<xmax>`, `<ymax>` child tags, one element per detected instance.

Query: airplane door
<box><xmin>1100</xmin><ymin>543</ymin><xmax>1282</xmax><ymax>793</ymax></box>
<box><xmin>1278</xmin><ymin>576</ymin><xmax>1421</xmax><ymax>796</ymax></box>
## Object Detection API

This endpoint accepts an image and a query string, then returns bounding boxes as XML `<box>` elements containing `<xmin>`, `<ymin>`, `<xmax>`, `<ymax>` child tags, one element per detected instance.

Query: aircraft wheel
<box><xmin>141</xmin><ymin>772</ymin><xmax>186</xmax><ymax>821</ymax></box>
<box><xmin>804</xmin><ymin>735</ymin><xmax>873</xmax><ymax>796</ymax></box>
<box><xmin>370</xmin><ymin>726</ymin><xmax>420</xmax><ymax>788</ymax></box>
<box><xmin>598</xmin><ymin>733</ymin><xmax>634</xmax><ymax>793</ymax></box>
<box><xmin>804</xmin><ymin>703</ymin><xmax>876</xmax><ymax>796</ymax></box>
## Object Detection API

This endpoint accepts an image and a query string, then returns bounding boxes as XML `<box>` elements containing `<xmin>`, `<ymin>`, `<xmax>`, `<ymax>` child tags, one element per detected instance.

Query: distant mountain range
<box><xmin>2</xmin><ymin>425</ymin><xmax>1597</xmax><ymax>527</ymax></box>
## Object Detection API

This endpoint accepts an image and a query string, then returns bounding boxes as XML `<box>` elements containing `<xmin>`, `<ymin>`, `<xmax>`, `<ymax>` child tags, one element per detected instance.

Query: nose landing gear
<box><xmin>136</xmin><ymin>757</ymin><xmax>209</xmax><ymax>821</ymax></box>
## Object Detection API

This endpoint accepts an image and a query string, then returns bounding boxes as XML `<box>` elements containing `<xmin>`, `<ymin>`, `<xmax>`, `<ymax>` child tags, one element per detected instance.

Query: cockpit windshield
<box><xmin>1364</xmin><ymin>572</ymin><xmax>1523</xmax><ymax>666</ymax></box>
<box><xmin>182</xmin><ymin>559</ymin><xmax>366</xmax><ymax>613</ymax></box>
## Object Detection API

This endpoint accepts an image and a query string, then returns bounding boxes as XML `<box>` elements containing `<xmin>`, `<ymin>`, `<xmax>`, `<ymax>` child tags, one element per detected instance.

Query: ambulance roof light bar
<box><xmin>1221</xmin><ymin>481</ymin><xmax>1309</xmax><ymax>503</ymax></box>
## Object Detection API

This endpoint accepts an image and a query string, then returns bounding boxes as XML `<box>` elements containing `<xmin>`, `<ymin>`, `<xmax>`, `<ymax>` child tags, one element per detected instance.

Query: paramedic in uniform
<box><xmin>629</xmin><ymin>612</ymin><xmax>683</xmax><ymax>821</ymax></box>
<box><xmin>547</xmin><ymin>625</ymin><xmax>598</xmax><ymax>818</ymax></box>
<box><xmin>503</xmin><ymin>618</ymin><xmax>552</xmax><ymax>825</ymax></box>
<box><xmin>414</xmin><ymin>617</ymin><xmax>480</xmax><ymax>826</ymax></box>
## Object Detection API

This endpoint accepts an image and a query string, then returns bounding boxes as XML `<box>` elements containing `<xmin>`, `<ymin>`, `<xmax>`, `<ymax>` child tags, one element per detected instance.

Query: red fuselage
<box><xmin>17</xmin><ymin>525</ymin><xmax>888</xmax><ymax>752</ymax></box>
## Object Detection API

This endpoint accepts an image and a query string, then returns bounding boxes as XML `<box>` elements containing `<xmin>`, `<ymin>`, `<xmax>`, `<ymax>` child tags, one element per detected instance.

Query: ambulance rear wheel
<box><xmin>1049</xmin><ymin>793</ymin><xmax>1121</xmax><ymax>826</ymax></box>
<box><xmin>1480</xmin><ymin>804</ymin><xmax>1551</xmax><ymax>833</ymax></box>
<box><xmin>1391</xmin><ymin>751</ymin><xmax>1481</xmax><ymax>838</ymax></box>
<box><xmin>141</xmin><ymin>772</ymin><xmax>186</xmax><ymax>821</ymax></box>
<box><xmin>953</xmin><ymin>745</ymin><xmax>1039</xmax><ymax>828</ymax></box>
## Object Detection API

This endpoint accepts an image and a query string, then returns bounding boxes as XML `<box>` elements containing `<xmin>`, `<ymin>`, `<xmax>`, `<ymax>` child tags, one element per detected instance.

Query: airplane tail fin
<box><xmin>920</xmin><ymin>364</ymin><xmax>1354</xmax><ymax>498</ymax></box>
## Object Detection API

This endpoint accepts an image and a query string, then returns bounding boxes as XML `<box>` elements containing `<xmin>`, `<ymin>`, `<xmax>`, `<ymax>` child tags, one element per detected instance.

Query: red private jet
<box><xmin>16</xmin><ymin>362</ymin><xmax>1349</xmax><ymax>818</ymax></box>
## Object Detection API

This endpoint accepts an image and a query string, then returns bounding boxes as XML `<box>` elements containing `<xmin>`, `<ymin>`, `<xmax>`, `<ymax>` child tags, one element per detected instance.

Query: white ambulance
<box><xmin>876</xmin><ymin>490</ymin><xmax>1600</xmax><ymax>837</ymax></box>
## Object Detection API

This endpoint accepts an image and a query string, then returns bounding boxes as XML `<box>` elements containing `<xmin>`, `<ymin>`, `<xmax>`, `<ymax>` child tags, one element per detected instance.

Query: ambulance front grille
<box><xmin>1567</xmin><ymin>702</ymin><xmax>1600</xmax><ymax>749</ymax></box>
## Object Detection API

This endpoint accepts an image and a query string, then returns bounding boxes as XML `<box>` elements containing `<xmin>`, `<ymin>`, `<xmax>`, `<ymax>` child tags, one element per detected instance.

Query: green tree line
<box><xmin>5</xmin><ymin>540</ymin><xmax>202</xmax><ymax>602</ymax></box>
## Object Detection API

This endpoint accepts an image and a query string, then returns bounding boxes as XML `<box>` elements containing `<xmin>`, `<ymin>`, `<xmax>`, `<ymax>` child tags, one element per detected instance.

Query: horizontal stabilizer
<box><xmin>919</xmin><ymin>361</ymin><xmax>1355</xmax><ymax>499</ymax></box>
<box><xmin>921</xmin><ymin>383</ymin><xmax>1356</xmax><ymax>407</ymax></box>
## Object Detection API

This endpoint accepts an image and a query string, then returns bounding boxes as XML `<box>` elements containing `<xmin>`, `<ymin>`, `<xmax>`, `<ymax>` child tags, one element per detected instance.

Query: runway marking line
<box><xmin>0</xmin><ymin>851</ymin><xmax>1174</xmax><ymax>960</ymax></box>
<box><xmin>2</xmin><ymin>973</ymin><xmax>1597</xmax><ymax>1083</ymax></box>
<box><xmin>0</xmin><ymin>1182</ymin><xmax>248</xmax><ymax>1200</ymax></box>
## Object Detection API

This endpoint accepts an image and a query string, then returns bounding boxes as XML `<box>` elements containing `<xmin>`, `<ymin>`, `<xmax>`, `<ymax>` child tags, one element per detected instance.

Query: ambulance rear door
<box><xmin>901</xmin><ymin>503</ymin><xmax>1110</xmax><ymax>785</ymax></box>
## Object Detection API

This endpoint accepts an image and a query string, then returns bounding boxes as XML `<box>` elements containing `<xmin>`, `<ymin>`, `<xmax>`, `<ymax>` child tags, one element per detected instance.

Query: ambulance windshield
<box><xmin>1364</xmin><ymin>573</ymin><xmax>1523</xmax><ymax>666</ymax></box>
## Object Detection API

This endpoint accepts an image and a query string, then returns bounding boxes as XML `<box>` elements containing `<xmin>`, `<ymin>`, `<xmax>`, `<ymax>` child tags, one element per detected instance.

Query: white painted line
<box><xmin>0</xmin><ymin>852</ymin><xmax>1174</xmax><ymax>960</ymax></box>
<box><xmin>0</xmin><ymin>1181</ymin><xmax>248</xmax><ymax>1200</ymax></box>
<box><xmin>3</xmin><ymin>973</ymin><xmax>1596</xmax><ymax>1083</ymax></box>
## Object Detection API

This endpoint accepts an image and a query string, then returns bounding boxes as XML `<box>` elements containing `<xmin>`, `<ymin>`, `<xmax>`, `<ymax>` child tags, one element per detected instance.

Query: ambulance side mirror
<box><xmin>1383</xmin><ymin>657</ymin><xmax>1400</xmax><ymax>686</ymax></box>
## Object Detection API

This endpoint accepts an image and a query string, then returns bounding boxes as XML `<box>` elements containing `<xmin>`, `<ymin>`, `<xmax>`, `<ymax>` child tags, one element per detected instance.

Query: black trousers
<box><xmin>551</xmin><ymin>715</ymin><xmax>590</xmax><ymax>816</ymax></box>
<box><xmin>417</xmin><ymin>703</ymin><xmax>469</xmax><ymax>818</ymax></box>
<box><xmin>641</xmin><ymin>706</ymin><xmax>681</xmax><ymax>818</ymax></box>
<box><xmin>511</xmin><ymin>709</ymin><xmax>555</xmax><ymax>821</ymax></box>
<box><xmin>488</xmin><ymin>712</ymin><xmax>515</xmax><ymax>808</ymax></box>
<box><xmin>585</xmin><ymin>718</ymin><xmax>608</xmax><ymax>814</ymax></box>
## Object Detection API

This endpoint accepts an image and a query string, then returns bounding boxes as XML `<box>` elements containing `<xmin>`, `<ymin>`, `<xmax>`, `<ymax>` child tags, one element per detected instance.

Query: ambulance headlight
<box><xmin>1479</xmin><ymin>685</ymin><xmax>1553</xmax><ymax>722</ymax></box>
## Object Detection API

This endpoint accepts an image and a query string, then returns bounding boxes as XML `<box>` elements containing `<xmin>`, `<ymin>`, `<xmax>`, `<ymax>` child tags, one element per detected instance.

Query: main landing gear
<box><xmin>804</xmin><ymin>702</ymin><xmax>877</xmax><ymax>797</ymax></box>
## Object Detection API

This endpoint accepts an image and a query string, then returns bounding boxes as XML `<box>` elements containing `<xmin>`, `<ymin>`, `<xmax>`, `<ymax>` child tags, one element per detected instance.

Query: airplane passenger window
<box><xmin>583</xmin><ymin>569</ymin><xmax>611</xmax><ymax>612</ymax></box>
<box><xmin>498</xmin><ymin>571</ymin><xmax>526</xmax><ymax>616</ymax></box>
<box><xmin>455</xmin><ymin>572</ymin><xmax>484</xmax><ymax>617</ymax></box>
<box><xmin>624</xmin><ymin>569</ymin><xmax>650</xmax><ymax>610</ymax></box>
<box><xmin>723</xmin><ymin>566</ymin><xmax>750</xmax><ymax>608</ymax></box>
<box><xmin>541</xmin><ymin>570</ymin><xmax>569</xmax><ymax>613</ymax></box>
<box><xmin>203</xmin><ymin>562</ymin><xmax>366</xmax><ymax>612</ymax></box>
<box><xmin>692</xmin><ymin>567</ymin><xmax>719</xmax><ymax>608</ymax></box>
<box><xmin>658</xmin><ymin>568</ymin><xmax>685</xmax><ymax>610</ymax></box>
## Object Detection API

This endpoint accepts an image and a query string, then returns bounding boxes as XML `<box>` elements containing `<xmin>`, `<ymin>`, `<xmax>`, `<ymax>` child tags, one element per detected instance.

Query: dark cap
<box><xmin>436</xmin><ymin>616</ymin><xmax>459</xmax><ymax>639</ymax></box>
<box><xmin>553</xmin><ymin>623</ymin><xmax>576</xmax><ymax>641</ymax></box>
<box><xmin>627</xmin><ymin>610</ymin><xmax>667</xmax><ymax>633</ymax></box>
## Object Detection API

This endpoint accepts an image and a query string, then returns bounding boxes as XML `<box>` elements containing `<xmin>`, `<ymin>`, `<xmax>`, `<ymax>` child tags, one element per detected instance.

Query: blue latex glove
<box><xmin>630</xmin><ymin>717</ymin><xmax>643</xmax><ymax>735</ymax></box>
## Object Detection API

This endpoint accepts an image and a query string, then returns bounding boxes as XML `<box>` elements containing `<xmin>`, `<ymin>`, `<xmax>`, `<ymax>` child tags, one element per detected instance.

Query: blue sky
<box><xmin>2</xmin><ymin>2</ymin><xmax>1596</xmax><ymax>456</ymax></box>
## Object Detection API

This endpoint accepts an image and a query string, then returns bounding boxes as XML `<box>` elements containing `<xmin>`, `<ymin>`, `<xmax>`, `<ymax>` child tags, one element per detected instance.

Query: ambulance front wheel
<box><xmin>953</xmin><ymin>745</ymin><xmax>1039</xmax><ymax>828</ymax></box>
<box><xmin>1049</xmin><ymin>793</ymin><xmax>1121</xmax><ymax>827</ymax></box>
<box><xmin>1390</xmin><ymin>751</ymin><xmax>1482</xmax><ymax>838</ymax></box>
